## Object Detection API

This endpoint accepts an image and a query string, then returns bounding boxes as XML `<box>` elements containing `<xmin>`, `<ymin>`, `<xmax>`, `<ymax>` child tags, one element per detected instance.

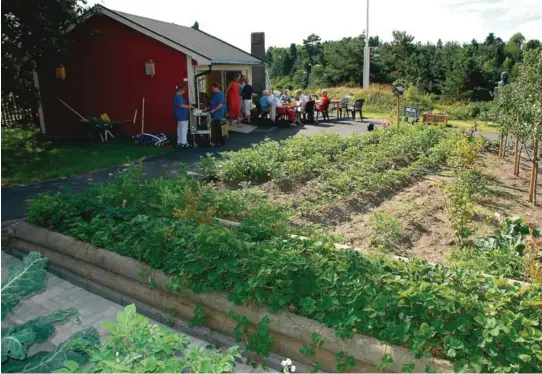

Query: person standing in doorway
<box><xmin>225</xmin><ymin>74</ymin><xmax>242</xmax><ymax>125</ymax></box>
<box><xmin>209</xmin><ymin>82</ymin><xmax>225</xmax><ymax>146</ymax></box>
<box><xmin>174</xmin><ymin>85</ymin><xmax>193</xmax><ymax>147</ymax></box>
<box><xmin>242</xmin><ymin>78</ymin><xmax>254</xmax><ymax>124</ymax></box>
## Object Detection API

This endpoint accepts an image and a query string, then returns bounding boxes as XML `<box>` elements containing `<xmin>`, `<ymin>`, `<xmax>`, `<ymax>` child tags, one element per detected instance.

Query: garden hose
<box><xmin>414</xmin><ymin>168</ymin><xmax>542</xmax><ymax>196</ymax></box>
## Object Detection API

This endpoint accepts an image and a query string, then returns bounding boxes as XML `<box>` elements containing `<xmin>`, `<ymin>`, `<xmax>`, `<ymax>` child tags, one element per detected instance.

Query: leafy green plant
<box><xmin>1</xmin><ymin>251</ymin><xmax>48</xmax><ymax>318</ymax></box>
<box><xmin>377</xmin><ymin>353</ymin><xmax>393</xmax><ymax>371</ymax></box>
<box><xmin>402</xmin><ymin>362</ymin><xmax>415</xmax><ymax>373</ymax></box>
<box><xmin>228</xmin><ymin>312</ymin><xmax>275</xmax><ymax>359</ymax></box>
<box><xmin>188</xmin><ymin>303</ymin><xmax>205</xmax><ymax>328</ymax></box>
<box><xmin>448</xmin><ymin>217</ymin><xmax>541</xmax><ymax>280</ymax></box>
<box><xmin>300</xmin><ymin>332</ymin><xmax>324</xmax><ymax>358</ymax></box>
<box><xmin>57</xmin><ymin>304</ymin><xmax>241</xmax><ymax>373</ymax></box>
<box><xmin>1</xmin><ymin>252</ymin><xmax>98</xmax><ymax>373</ymax></box>
<box><xmin>369</xmin><ymin>212</ymin><xmax>402</xmax><ymax>250</ymax></box>
<box><xmin>335</xmin><ymin>351</ymin><xmax>356</xmax><ymax>372</ymax></box>
<box><xmin>436</xmin><ymin>134</ymin><xmax>487</xmax><ymax>244</ymax></box>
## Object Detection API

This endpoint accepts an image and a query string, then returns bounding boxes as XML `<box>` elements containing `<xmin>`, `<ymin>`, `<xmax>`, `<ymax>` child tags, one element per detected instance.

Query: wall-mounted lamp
<box><xmin>56</xmin><ymin>65</ymin><xmax>66</xmax><ymax>80</ymax></box>
<box><xmin>145</xmin><ymin>60</ymin><xmax>155</xmax><ymax>77</ymax></box>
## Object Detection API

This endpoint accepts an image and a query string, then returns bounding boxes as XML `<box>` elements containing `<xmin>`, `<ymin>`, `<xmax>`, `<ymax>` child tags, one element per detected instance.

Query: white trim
<box><xmin>247</xmin><ymin>67</ymin><xmax>253</xmax><ymax>85</ymax></box>
<box><xmin>186</xmin><ymin>56</ymin><xmax>195</xmax><ymax>104</ymax></box>
<box><xmin>80</xmin><ymin>8</ymin><xmax>212</xmax><ymax>65</ymax></box>
<box><xmin>196</xmin><ymin>64</ymin><xmax>251</xmax><ymax>72</ymax></box>
<box><xmin>32</xmin><ymin>70</ymin><xmax>46</xmax><ymax>135</ymax></box>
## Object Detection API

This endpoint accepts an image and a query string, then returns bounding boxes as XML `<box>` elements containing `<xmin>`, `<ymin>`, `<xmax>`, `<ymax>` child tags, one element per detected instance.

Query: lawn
<box><xmin>1</xmin><ymin>127</ymin><xmax>171</xmax><ymax>186</ymax></box>
<box><xmin>448</xmin><ymin>119</ymin><xmax>500</xmax><ymax>134</ymax></box>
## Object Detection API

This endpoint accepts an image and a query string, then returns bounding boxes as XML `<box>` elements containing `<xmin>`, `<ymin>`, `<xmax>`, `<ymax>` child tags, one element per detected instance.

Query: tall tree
<box><xmin>2</xmin><ymin>0</ymin><xmax>87</xmax><ymax>123</ymax></box>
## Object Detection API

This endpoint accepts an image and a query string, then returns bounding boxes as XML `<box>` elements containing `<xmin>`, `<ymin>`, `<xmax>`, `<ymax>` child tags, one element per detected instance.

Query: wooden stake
<box><xmin>499</xmin><ymin>132</ymin><xmax>505</xmax><ymax>158</ymax></box>
<box><xmin>141</xmin><ymin>98</ymin><xmax>145</xmax><ymax>134</ymax></box>
<box><xmin>529</xmin><ymin>123</ymin><xmax>540</xmax><ymax>203</ymax></box>
<box><xmin>396</xmin><ymin>96</ymin><xmax>400</xmax><ymax>127</ymax></box>
<box><xmin>133</xmin><ymin>109</ymin><xmax>138</xmax><ymax>125</ymax></box>
<box><xmin>513</xmin><ymin>137</ymin><xmax>520</xmax><ymax>176</ymax></box>
<box><xmin>58</xmin><ymin>97</ymin><xmax>87</xmax><ymax>121</ymax></box>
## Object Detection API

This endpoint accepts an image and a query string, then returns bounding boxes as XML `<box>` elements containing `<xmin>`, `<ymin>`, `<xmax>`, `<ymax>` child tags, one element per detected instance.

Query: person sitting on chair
<box><xmin>296</xmin><ymin>90</ymin><xmax>309</xmax><ymax>109</ymax></box>
<box><xmin>275</xmin><ymin>91</ymin><xmax>299</xmax><ymax>126</ymax></box>
<box><xmin>317</xmin><ymin>89</ymin><xmax>330</xmax><ymax>111</ymax></box>
<box><xmin>260</xmin><ymin>90</ymin><xmax>276</xmax><ymax>121</ymax></box>
<box><xmin>280</xmin><ymin>89</ymin><xmax>291</xmax><ymax>103</ymax></box>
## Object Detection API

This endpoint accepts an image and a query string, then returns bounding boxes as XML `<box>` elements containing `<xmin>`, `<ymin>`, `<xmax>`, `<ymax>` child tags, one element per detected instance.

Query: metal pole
<box><xmin>363</xmin><ymin>0</ymin><xmax>370</xmax><ymax>90</ymax></box>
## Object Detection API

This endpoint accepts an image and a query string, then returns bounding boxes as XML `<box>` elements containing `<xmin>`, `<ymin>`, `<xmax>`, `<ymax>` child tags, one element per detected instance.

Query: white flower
<box><xmin>281</xmin><ymin>360</ymin><xmax>287</xmax><ymax>367</ymax></box>
<box><xmin>291</xmin><ymin>365</ymin><xmax>296</xmax><ymax>372</ymax></box>
<box><xmin>286</xmin><ymin>358</ymin><xmax>292</xmax><ymax>366</ymax></box>
<box><xmin>109</xmin><ymin>173</ymin><xmax>114</xmax><ymax>176</ymax></box>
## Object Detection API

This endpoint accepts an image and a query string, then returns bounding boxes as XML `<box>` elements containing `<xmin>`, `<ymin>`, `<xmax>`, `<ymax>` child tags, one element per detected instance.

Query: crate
<box><xmin>422</xmin><ymin>113</ymin><xmax>448</xmax><ymax>125</ymax></box>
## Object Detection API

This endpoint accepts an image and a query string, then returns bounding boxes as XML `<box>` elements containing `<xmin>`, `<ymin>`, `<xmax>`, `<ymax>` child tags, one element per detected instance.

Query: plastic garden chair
<box><xmin>338</xmin><ymin>96</ymin><xmax>351</xmax><ymax>119</ymax></box>
<box><xmin>347</xmin><ymin>99</ymin><xmax>365</xmax><ymax>121</ymax></box>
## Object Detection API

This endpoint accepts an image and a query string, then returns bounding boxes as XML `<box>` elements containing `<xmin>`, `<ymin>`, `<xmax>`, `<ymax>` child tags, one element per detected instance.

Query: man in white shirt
<box><xmin>296</xmin><ymin>90</ymin><xmax>309</xmax><ymax>108</ymax></box>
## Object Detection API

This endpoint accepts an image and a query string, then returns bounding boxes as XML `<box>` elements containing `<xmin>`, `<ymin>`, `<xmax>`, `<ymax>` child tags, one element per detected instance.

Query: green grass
<box><xmin>1</xmin><ymin>127</ymin><xmax>171</xmax><ymax>186</ymax></box>
<box><xmin>448</xmin><ymin>120</ymin><xmax>500</xmax><ymax>134</ymax></box>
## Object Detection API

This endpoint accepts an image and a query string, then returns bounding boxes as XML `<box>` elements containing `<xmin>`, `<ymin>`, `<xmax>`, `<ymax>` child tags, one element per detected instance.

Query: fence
<box><xmin>1</xmin><ymin>94</ymin><xmax>37</xmax><ymax>127</ymax></box>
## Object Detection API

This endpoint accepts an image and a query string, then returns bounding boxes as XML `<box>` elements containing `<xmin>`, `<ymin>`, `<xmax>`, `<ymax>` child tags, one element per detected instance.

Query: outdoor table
<box><xmin>315</xmin><ymin>100</ymin><xmax>340</xmax><ymax>117</ymax></box>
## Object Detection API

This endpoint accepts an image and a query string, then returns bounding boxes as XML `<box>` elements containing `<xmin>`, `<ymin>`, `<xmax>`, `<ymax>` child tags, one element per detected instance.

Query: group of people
<box><xmin>174</xmin><ymin>82</ymin><xmax>226</xmax><ymax>147</ymax></box>
<box><xmin>225</xmin><ymin>73</ymin><xmax>254</xmax><ymax>125</ymax></box>
<box><xmin>259</xmin><ymin>89</ymin><xmax>331</xmax><ymax>126</ymax></box>
<box><xmin>174</xmin><ymin>74</ymin><xmax>332</xmax><ymax>146</ymax></box>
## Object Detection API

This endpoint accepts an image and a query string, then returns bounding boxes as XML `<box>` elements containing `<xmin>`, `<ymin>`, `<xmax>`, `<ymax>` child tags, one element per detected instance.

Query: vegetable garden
<box><xmin>22</xmin><ymin>123</ymin><xmax>542</xmax><ymax>373</ymax></box>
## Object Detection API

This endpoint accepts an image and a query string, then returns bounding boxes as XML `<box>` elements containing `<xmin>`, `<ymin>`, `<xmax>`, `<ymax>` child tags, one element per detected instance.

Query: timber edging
<box><xmin>4</xmin><ymin>221</ymin><xmax>453</xmax><ymax>373</ymax></box>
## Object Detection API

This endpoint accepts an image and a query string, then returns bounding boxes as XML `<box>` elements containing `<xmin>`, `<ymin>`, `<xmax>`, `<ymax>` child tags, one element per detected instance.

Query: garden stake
<box><xmin>141</xmin><ymin>97</ymin><xmax>145</xmax><ymax>134</ymax></box>
<box><xmin>529</xmin><ymin>123</ymin><xmax>540</xmax><ymax>203</ymax></box>
<box><xmin>513</xmin><ymin>137</ymin><xmax>520</xmax><ymax>176</ymax></box>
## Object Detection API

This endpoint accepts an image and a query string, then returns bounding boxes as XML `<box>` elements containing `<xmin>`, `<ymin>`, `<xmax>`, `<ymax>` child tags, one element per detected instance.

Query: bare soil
<box><xmin>253</xmin><ymin>152</ymin><xmax>542</xmax><ymax>263</ymax></box>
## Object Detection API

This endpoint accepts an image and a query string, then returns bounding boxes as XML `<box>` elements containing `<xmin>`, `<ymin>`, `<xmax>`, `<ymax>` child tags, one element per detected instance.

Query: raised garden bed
<box><xmin>5</xmin><ymin>221</ymin><xmax>452</xmax><ymax>373</ymax></box>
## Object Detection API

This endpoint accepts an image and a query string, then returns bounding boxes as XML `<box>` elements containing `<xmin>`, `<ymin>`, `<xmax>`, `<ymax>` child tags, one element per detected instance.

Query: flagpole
<box><xmin>363</xmin><ymin>0</ymin><xmax>370</xmax><ymax>90</ymax></box>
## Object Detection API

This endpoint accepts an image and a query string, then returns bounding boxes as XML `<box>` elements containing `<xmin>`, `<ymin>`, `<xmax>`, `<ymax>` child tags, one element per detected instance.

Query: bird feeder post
<box><xmin>397</xmin><ymin>96</ymin><xmax>400</xmax><ymax>128</ymax></box>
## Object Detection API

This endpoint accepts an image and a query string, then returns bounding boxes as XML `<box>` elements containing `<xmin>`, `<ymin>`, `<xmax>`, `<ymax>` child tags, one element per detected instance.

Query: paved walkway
<box><xmin>1</xmin><ymin>119</ymin><xmax>380</xmax><ymax>221</ymax></box>
<box><xmin>1</xmin><ymin>251</ymin><xmax>269</xmax><ymax>373</ymax></box>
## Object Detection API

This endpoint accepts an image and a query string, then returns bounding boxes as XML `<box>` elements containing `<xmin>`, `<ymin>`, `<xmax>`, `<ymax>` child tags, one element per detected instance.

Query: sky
<box><xmin>87</xmin><ymin>0</ymin><xmax>542</xmax><ymax>52</ymax></box>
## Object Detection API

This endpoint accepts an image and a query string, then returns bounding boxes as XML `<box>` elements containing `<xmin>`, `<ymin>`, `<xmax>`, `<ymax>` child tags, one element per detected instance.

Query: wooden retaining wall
<box><xmin>4</xmin><ymin>221</ymin><xmax>453</xmax><ymax>373</ymax></box>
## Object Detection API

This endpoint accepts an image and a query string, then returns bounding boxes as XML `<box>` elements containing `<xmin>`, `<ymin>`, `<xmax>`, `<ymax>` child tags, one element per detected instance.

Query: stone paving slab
<box><xmin>1</xmin><ymin>252</ymin><xmax>270</xmax><ymax>373</ymax></box>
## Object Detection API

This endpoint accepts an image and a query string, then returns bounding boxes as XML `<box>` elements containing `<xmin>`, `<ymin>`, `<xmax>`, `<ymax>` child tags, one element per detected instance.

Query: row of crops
<box><xmin>27</xmin><ymin>126</ymin><xmax>542</xmax><ymax>372</ymax></box>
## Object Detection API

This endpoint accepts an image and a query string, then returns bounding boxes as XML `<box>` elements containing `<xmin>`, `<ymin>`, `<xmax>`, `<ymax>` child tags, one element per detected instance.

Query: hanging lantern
<box><xmin>56</xmin><ymin>65</ymin><xmax>66</xmax><ymax>80</ymax></box>
<box><xmin>145</xmin><ymin>60</ymin><xmax>155</xmax><ymax>77</ymax></box>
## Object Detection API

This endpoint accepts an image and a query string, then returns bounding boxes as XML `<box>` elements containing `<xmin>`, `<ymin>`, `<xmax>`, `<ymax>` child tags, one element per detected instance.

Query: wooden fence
<box><xmin>1</xmin><ymin>94</ymin><xmax>37</xmax><ymax>127</ymax></box>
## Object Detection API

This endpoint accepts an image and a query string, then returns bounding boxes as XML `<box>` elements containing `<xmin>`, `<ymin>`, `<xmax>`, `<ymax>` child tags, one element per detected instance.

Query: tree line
<box><xmin>266</xmin><ymin>32</ymin><xmax>541</xmax><ymax>102</ymax></box>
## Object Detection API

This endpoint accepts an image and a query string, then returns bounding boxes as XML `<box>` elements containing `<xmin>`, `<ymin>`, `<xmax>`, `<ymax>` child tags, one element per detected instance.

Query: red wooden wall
<box><xmin>40</xmin><ymin>14</ymin><xmax>189</xmax><ymax>136</ymax></box>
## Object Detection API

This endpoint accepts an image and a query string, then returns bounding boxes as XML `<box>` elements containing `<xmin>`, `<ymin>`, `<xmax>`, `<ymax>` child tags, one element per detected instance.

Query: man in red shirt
<box><xmin>317</xmin><ymin>89</ymin><xmax>331</xmax><ymax>111</ymax></box>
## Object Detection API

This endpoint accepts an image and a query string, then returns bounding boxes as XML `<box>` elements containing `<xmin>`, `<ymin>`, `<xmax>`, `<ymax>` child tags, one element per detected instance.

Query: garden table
<box><xmin>315</xmin><ymin>100</ymin><xmax>340</xmax><ymax>118</ymax></box>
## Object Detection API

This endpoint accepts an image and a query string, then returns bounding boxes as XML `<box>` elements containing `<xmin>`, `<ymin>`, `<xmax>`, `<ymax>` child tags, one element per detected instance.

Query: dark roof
<box><xmin>102</xmin><ymin>7</ymin><xmax>262</xmax><ymax>65</ymax></box>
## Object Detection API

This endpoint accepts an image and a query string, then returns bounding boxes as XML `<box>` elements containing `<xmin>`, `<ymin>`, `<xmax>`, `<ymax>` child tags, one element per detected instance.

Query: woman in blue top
<box><xmin>209</xmin><ymin>82</ymin><xmax>225</xmax><ymax>146</ymax></box>
<box><xmin>174</xmin><ymin>85</ymin><xmax>194</xmax><ymax>147</ymax></box>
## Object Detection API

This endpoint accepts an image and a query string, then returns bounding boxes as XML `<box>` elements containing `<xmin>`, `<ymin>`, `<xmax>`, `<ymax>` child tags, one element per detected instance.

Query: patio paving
<box><xmin>1</xmin><ymin>251</ymin><xmax>271</xmax><ymax>373</ymax></box>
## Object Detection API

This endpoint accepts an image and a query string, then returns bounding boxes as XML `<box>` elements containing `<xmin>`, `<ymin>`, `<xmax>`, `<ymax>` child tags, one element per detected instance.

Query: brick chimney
<box><xmin>251</xmin><ymin>32</ymin><xmax>266</xmax><ymax>95</ymax></box>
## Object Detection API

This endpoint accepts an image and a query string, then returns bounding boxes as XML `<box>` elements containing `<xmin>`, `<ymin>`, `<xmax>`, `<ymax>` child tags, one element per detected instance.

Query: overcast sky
<box><xmin>87</xmin><ymin>0</ymin><xmax>542</xmax><ymax>52</ymax></box>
